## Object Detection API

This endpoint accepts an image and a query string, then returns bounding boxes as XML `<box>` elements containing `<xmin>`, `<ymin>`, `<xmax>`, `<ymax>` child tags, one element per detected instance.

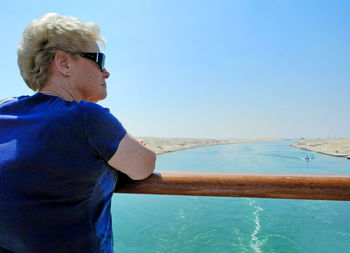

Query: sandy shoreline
<box><xmin>290</xmin><ymin>138</ymin><xmax>350</xmax><ymax>159</ymax></box>
<box><xmin>139</xmin><ymin>137</ymin><xmax>285</xmax><ymax>155</ymax></box>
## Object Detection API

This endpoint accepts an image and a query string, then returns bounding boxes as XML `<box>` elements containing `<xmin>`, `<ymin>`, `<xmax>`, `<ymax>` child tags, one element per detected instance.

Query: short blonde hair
<box><xmin>17</xmin><ymin>13</ymin><xmax>105</xmax><ymax>91</ymax></box>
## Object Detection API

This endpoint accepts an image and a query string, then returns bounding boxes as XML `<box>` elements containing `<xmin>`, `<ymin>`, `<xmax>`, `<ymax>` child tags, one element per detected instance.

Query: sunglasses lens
<box><xmin>98</xmin><ymin>53</ymin><xmax>105</xmax><ymax>71</ymax></box>
<box><xmin>78</xmin><ymin>52</ymin><xmax>105</xmax><ymax>72</ymax></box>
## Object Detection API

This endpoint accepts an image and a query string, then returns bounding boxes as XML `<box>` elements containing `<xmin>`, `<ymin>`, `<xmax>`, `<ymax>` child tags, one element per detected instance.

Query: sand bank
<box><xmin>290</xmin><ymin>138</ymin><xmax>350</xmax><ymax>159</ymax></box>
<box><xmin>139</xmin><ymin>137</ymin><xmax>285</xmax><ymax>155</ymax></box>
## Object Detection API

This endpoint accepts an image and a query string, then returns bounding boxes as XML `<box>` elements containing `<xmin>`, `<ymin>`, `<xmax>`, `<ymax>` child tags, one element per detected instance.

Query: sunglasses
<box><xmin>78</xmin><ymin>52</ymin><xmax>106</xmax><ymax>72</ymax></box>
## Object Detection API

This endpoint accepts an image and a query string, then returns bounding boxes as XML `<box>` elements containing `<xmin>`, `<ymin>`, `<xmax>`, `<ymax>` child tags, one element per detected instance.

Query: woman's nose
<box><xmin>103</xmin><ymin>69</ymin><xmax>110</xmax><ymax>79</ymax></box>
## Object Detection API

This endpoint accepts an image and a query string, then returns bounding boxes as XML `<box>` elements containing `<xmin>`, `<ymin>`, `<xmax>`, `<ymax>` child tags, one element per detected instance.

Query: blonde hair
<box><xmin>17</xmin><ymin>13</ymin><xmax>105</xmax><ymax>91</ymax></box>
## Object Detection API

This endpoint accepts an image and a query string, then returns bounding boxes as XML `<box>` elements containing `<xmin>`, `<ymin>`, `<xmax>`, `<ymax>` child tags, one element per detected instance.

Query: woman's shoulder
<box><xmin>0</xmin><ymin>97</ymin><xmax>19</xmax><ymax>108</ymax></box>
<box><xmin>78</xmin><ymin>100</ymin><xmax>118</xmax><ymax>123</ymax></box>
<box><xmin>0</xmin><ymin>96</ymin><xmax>30</xmax><ymax>112</ymax></box>
<box><xmin>78</xmin><ymin>100</ymin><xmax>110</xmax><ymax>113</ymax></box>
<box><xmin>0</xmin><ymin>93</ymin><xmax>114</xmax><ymax>122</ymax></box>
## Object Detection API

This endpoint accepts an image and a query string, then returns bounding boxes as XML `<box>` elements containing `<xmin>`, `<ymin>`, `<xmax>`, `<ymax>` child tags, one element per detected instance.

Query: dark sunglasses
<box><xmin>78</xmin><ymin>52</ymin><xmax>106</xmax><ymax>72</ymax></box>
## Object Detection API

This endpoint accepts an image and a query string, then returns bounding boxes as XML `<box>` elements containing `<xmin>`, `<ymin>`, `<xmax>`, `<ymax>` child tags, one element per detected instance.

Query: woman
<box><xmin>0</xmin><ymin>13</ymin><xmax>156</xmax><ymax>252</ymax></box>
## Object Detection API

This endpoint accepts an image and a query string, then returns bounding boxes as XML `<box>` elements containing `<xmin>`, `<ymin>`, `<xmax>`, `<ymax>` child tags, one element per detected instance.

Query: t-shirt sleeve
<box><xmin>81</xmin><ymin>101</ymin><xmax>127</xmax><ymax>161</ymax></box>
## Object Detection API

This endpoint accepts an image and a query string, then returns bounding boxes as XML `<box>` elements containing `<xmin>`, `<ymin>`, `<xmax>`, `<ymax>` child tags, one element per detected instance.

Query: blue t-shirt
<box><xmin>0</xmin><ymin>93</ymin><xmax>126</xmax><ymax>252</ymax></box>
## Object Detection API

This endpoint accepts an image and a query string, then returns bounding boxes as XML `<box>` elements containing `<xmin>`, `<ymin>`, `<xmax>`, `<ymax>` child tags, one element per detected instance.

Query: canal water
<box><xmin>111</xmin><ymin>141</ymin><xmax>350</xmax><ymax>252</ymax></box>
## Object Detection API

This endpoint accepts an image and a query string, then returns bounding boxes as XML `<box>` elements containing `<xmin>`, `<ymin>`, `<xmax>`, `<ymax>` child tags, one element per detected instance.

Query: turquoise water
<box><xmin>111</xmin><ymin>141</ymin><xmax>350</xmax><ymax>252</ymax></box>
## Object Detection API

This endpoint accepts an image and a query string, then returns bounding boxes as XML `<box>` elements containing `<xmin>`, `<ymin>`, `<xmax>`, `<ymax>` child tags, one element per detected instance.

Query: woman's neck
<box><xmin>40</xmin><ymin>81</ymin><xmax>82</xmax><ymax>102</ymax></box>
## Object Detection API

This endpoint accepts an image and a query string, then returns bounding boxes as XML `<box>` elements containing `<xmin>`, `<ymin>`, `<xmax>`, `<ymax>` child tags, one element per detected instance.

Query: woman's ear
<box><xmin>53</xmin><ymin>50</ymin><xmax>72</xmax><ymax>77</ymax></box>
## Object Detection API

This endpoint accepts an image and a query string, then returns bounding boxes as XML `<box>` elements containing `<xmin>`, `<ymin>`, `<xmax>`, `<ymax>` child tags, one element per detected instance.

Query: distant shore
<box><xmin>139</xmin><ymin>137</ymin><xmax>285</xmax><ymax>155</ymax></box>
<box><xmin>290</xmin><ymin>138</ymin><xmax>350</xmax><ymax>159</ymax></box>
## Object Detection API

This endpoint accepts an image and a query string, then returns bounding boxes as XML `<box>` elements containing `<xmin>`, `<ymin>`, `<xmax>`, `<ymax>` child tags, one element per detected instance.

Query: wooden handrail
<box><xmin>114</xmin><ymin>171</ymin><xmax>350</xmax><ymax>201</ymax></box>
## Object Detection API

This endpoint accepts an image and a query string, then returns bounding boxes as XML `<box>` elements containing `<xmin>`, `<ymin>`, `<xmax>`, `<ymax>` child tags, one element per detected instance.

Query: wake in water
<box><xmin>248</xmin><ymin>199</ymin><xmax>266</xmax><ymax>253</ymax></box>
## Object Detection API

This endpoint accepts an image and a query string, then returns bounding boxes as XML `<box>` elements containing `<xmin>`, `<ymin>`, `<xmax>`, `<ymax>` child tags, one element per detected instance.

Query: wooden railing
<box><xmin>114</xmin><ymin>171</ymin><xmax>350</xmax><ymax>201</ymax></box>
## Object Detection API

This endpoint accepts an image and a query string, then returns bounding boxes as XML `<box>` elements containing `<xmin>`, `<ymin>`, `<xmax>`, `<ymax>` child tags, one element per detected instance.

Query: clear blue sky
<box><xmin>1</xmin><ymin>0</ymin><xmax>349</xmax><ymax>139</ymax></box>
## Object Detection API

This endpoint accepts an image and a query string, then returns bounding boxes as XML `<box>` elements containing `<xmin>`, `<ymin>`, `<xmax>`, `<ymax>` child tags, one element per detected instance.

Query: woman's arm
<box><xmin>108</xmin><ymin>132</ymin><xmax>156</xmax><ymax>180</ymax></box>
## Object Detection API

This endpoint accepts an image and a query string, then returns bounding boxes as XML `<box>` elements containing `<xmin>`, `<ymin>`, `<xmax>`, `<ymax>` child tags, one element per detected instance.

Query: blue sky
<box><xmin>1</xmin><ymin>0</ymin><xmax>349</xmax><ymax>139</ymax></box>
